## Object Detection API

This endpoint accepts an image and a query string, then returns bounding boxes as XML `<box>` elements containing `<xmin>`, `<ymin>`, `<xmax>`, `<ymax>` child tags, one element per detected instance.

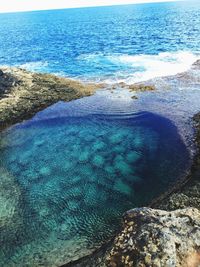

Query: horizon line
<box><xmin>0</xmin><ymin>0</ymin><xmax>186</xmax><ymax>15</ymax></box>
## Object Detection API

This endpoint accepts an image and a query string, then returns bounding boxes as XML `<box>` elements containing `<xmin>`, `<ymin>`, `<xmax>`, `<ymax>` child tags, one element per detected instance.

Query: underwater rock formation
<box><xmin>0</xmin><ymin>168</ymin><xmax>22</xmax><ymax>229</ymax></box>
<box><xmin>106</xmin><ymin>207</ymin><xmax>200</xmax><ymax>267</ymax></box>
<box><xmin>0</xmin><ymin>167</ymin><xmax>24</xmax><ymax>260</ymax></box>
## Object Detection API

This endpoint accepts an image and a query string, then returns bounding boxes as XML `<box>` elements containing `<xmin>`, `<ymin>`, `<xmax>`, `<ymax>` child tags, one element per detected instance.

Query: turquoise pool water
<box><xmin>0</xmin><ymin>98</ymin><xmax>189</xmax><ymax>266</ymax></box>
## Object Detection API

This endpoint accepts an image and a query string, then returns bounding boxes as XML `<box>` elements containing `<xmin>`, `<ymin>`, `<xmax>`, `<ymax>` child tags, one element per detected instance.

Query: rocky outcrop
<box><xmin>111</xmin><ymin>82</ymin><xmax>156</xmax><ymax>93</ymax></box>
<box><xmin>0</xmin><ymin>69</ymin><xmax>20</xmax><ymax>96</ymax></box>
<box><xmin>0</xmin><ymin>67</ymin><xmax>100</xmax><ymax>130</ymax></box>
<box><xmin>106</xmin><ymin>207</ymin><xmax>200</xmax><ymax>267</ymax></box>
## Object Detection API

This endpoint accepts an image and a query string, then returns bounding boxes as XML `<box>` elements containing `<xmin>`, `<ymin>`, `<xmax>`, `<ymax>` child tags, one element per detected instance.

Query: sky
<box><xmin>0</xmin><ymin>0</ymin><xmax>185</xmax><ymax>13</ymax></box>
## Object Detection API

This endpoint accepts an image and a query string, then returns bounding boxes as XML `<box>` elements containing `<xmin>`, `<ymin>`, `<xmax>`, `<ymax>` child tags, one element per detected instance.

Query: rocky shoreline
<box><xmin>0</xmin><ymin>65</ymin><xmax>200</xmax><ymax>266</ymax></box>
<box><xmin>0</xmin><ymin>67</ymin><xmax>100</xmax><ymax>131</ymax></box>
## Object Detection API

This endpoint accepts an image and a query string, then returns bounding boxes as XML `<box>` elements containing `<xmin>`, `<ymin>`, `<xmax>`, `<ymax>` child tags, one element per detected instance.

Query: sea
<box><xmin>0</xmin><ymin>1</ymin><xmax>200</xmax><ymax>83</ymax></box>
<box><xmin>0</xmin><ymin>1</ymin><xmax>200</xmax><ymax>266</ymax></box>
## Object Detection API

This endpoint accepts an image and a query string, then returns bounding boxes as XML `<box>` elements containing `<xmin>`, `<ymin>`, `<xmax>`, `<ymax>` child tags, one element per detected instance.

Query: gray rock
<box><xmin>106</xmin><ymin>207</ymin><xmax>200</xmax><ymax>267</ymax></box>
<box><xmin>0</xmin><ymin>67</ymin><xmax>100</xmax><ymax>130</ymax></box>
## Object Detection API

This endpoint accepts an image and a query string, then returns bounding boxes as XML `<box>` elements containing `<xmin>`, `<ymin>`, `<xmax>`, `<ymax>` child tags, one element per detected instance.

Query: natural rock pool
<box><xmin>0</xmin><ymin>94</ymin><xmax>190</xmax><ymax>266</ymax></box>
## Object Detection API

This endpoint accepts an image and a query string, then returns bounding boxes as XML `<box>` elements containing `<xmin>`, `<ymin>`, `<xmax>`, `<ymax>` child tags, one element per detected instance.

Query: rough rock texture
<box><xmin>106</xmin><ymin>207</ymin><xmax>200</xmax><ymax>267</ymax></box>
<box><xmin>128</xmin><ymin>84</ymin><xmax>155</xmax><ymax>92</ymax></box>
<box><xmin>0</xmin><ymin>69</ymin><xmax>20</xmax><ymax>97</ymax></box>
<box><xmin>0</xmin><ymin>67</ymin><xmax>100</xmax><ymax>130</ymax></box>
<box><xmin>111</xmin><ymin>82</ymin><xmax>156</xmax><ymax>92</ymax></box>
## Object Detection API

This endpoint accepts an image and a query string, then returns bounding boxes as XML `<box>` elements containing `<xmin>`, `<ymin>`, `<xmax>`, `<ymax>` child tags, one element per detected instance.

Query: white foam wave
<box><xmin>79</xmin><ymin>51</ymin><xmax>199</xmax><ymax>84</ymax></box>
<box><xmin>19</xmin><ymin>61</ymin><xmax>49</xmax><ymax>72</ymax></box>
<box><xmin>18</xmin><ymin>51</ymin><xmax>199</xmax><ymax>84</ymax></box>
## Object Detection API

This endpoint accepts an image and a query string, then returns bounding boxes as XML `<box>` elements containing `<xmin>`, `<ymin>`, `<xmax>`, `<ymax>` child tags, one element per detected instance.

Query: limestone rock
<box><xmin>0</xmin><ymin>69</ymin><xmax>19</xmax><ymax>96</ymax></box>
<box><xmin>0</xmin><ymin>67</ymin><xmax>101</xmax><ymax>130</ymax></box>
<box><xmin>106</xmin><ymin>207</ymin><xmax>200</xmax><ymax>267</ymax></box>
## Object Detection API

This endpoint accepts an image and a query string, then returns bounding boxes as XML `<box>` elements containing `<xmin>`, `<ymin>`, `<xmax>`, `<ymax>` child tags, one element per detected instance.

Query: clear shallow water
<box><xmin>0</xmin><ymin>1</ymin><xmax>200</xmax><ymax>83</ymax></box>
<box><xmin>0</xmin><ymin>97</ymin><xmax>189</xmax><ymax>266</ymax></box>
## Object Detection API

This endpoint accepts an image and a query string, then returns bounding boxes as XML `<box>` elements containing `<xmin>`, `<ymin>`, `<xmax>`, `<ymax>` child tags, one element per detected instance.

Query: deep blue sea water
<box><xmin>0</xmin><ymin>1</ymin><xmax>200</xmax><ymax>83</ymax></box>
<box><xmin>0</xmin><ymin>1</ymin><xmax>199</xmax><ymax>266</ymax></box>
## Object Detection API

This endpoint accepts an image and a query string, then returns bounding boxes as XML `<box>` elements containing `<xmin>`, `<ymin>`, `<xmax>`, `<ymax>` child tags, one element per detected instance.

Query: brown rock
<box><xmin>106</xmin><ymin>207</ymin><xmax>200</xmax><ymax>267</ymax></box>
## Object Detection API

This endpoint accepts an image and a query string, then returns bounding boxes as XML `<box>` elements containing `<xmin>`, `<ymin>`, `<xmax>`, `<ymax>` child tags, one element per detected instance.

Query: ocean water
<box><xmin>0</xmin><ymin>1</ymin><xmax>199</xmax><ymax>266</ymax></box>
<box><xmin>0</xmin><ymin>1</ymin><xmax>200</xmax><ymax>83</ymax></box>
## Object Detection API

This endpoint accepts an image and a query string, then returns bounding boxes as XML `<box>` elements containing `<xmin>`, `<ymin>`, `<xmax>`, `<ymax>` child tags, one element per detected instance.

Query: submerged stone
<box><xmin>78</xmin><ymin>151</ymin><xmax>90</xmax><ymax>162</ymax></box>
<box><xmin>93</xmin><ymin>141</ymin><xmax>106</xmax><ymax>151</ymax></box>
<box><xmin>126</xmin><ymin>151</ymin><xmax>141</xmax><ymax>163</ymax></box>
<box><xmin>39</xmin><ymin>166</ymin><xmax>51</xmax><ymax>176</ymax></box>
<box><xmin>114</xmin><ymin>156</ymin><xmax>133</xmax><ymax>176</ymax></box>
<box><xmin>92</xmin><ymin>155</ymin><xmax>105</xmax><ymax>167</ymax></box>
<box><xmin>114</xmin><ymin>179</ymin><xmax>132</xmax><ymax>196</ymax></box>
<box><xmin>109</xmin><ymin>133</ymin><xmax>124</xmax><ymax>144</ymax></box>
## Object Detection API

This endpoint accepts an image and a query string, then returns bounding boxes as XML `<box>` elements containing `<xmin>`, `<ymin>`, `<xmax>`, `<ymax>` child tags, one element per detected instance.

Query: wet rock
<box><xmin>131</xmin><ymin>95</ymin><xmax>138</xmax><ymax>99</ymax></box>
<box><xmin>128</xmin><ymin>84</ymin><xmax>155</xmax><ymax>92</ymax></box>
<box><xmin>192</xmin><ymin>59</ymin><xmax>200</xmax><ymax>70</ymax></box>
<box><xmin>106</xmin><ymin>207</ymin><xmax>200</xmax><ymax>267</ymax></box>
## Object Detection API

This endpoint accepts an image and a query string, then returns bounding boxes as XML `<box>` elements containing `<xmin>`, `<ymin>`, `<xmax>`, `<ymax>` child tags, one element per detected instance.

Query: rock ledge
<box><xmin>106</xmin><ymin>207</ymin><xmax>200</xmax><ymax>267</ymax></box>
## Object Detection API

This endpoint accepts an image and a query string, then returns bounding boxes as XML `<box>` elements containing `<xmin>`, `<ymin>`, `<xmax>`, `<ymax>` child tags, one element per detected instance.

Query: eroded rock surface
<box><xmin>0</xmin><ymin>67</ymin><xmax>100</xmax><ymax>130</ymax></box>
<box><xmin>106</xmin><ymin>207</ymin><xmax>200</xmax><ymax>267</ymax></box>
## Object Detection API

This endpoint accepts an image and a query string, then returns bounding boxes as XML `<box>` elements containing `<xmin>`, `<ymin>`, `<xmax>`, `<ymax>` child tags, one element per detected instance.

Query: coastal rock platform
<box><xmin>106</xmin><ymin>207</ymin><xmax>200</xmax><ymax>267</ymax></box>
<box><xmin>0</xmin><ymin>67</ymin><xmax>99</xmax><ymax>130</ymax></box>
